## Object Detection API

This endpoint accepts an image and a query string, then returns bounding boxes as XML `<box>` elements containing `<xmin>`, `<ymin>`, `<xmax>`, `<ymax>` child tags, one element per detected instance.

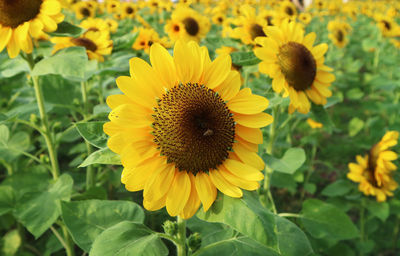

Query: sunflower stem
<box><xmin>176</xmin><ymin>216</ymin><xmax>187</xmax><ymax>256</ymax></box>
<box><xmin>81</xmin><ymin>81</ymin><xmax>95</xmax><ymax>190</ymax></box>
<box><xmin>359</xmin><ymin>201</ymin><xmax>366</xmax><ymax>256</ymax></box>
<box><xmin>26</xmin><ymin>53</ymin><xmax>60</xmax><ymax>180</ymax></box>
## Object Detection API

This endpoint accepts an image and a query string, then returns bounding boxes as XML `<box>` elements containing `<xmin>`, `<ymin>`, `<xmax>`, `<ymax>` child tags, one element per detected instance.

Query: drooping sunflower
<box><xmin>347</xmin><ymin>131</ymin><xmax>399</xmax><ymax>202</ymax></box>
<box><xmin>0</xmin><ymin>0</ymin><xmax>64</xmax><ymax>58</ymax></box>
<box><xmin>254</xmin><ymin>20</ymin><xmax>335</xmax><ymax>114</ymax></box>
<box><xmin>104</xmin><ymin>40</ymin><xmax>273</xmax><ymax>219</ymax></box>
<box><xmin>231</xmin><ymin>5</ymin><xmax>268</xmax><ymax>45</ymax></box>
<box><xmin>51</xmin><ymin>30</ymin><xmax>113</xmax><ymax>62</ymax></box>
<box><xmin>166</xmin><ymin>7</ymin><xmax>210</xmax><ymax>42</ymax></box>
<box><xmin>327</xmin><ymin>20</ymin><xmax>351</xmax><ymax>48</ymax></box>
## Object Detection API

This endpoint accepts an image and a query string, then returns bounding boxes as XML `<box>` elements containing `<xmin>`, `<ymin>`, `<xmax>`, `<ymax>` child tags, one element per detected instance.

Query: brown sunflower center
<box><xmin>183</xmin><ymin>17</ymin><xmax>199</xmax><ymax>36</ymax></box>
<box><xmin>173</xmin><ymin>24</ymin><xmax>180</xmax><ymax>32</ymax></box>
<box><xmin>277</xmin><ymin>42</ymin><xmax>317</xmax><ymax>91</ymax></box>
<box><xmin>126</xmin><ymin>7</ymin><xmax>134</xmax><ymax>14</ymax></box>
<box><xmin>285</xmin><ymin>6</ymin><xmax>294</xmax><ymax>16</ymax></box>
<box><xmin>152</xmin><ymin>83</ymin><xmax>235</xmax><ymax>174</ymax></box>
<box><xmin>366</xmin><ymin>147</ymin><xmax>379</xmax><ymax>187</ymax></box>
<box><xmin>266</xmin><ymin>16</ymin><xmax>273</xmax><ymax>26</ymax></box>
<box><xmin>382</xmin><ymin>20</ymin><xmax>391</xmax><ymax>30</ymax></box>
<box><xmin>0</xmin><ymin>0</ymin><xmax>42</xmax><ymax>28</ymax></box>
<box><xmin>80</xmin><ymin>7</ymin><xmax>91</xmax><ymax>17</ymax></box>
<box><xmin>335</xmin><ymin>29</ymin><xmax>344</xmax><ymax>42</ymax></box>
<box><xmin>71</xmin><ymin>37</ymin><xmax>97</xmax><ymax>52</ymax></box>
<box><xmin>250</xmin><ymin>24</ymin><xmax>266</xmax><ymax>40</ymax></box>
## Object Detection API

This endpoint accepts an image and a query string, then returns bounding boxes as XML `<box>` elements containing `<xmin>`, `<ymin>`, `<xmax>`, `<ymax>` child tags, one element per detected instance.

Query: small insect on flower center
<box><xmin>152</xmin><ymin>83</ymin><xmax>235</xmax><ymax>175</ymax></box>
<box><xmin>250</xmin><ymin>24</ymin><xmax>266</xmax><ymax>40</ymax></box>
<box><xmin>278</xmin><ymin>42</ymin><xmax>317</xmax><ymax>91</ymax></box>
<box><xmin>71</xmin><ymin>37</ymin><xmax>98</xmax><ymax>52</ymax></box>
<box><xmin>183</xmin><ymin>17</ymin><xmax>199</xmax><ymax>36</ymax></box>
<box><xmin>0</xmin><ymin>0</ymin><xmax>42</xmax><ymax>28</ymax></box>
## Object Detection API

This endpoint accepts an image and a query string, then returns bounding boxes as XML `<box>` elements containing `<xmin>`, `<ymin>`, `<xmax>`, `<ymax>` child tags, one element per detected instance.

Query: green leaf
<box><xmin>113</xmin><ymin>32</ymin><xmax>139</xmax><ymax>51</ymax></box>
<box><xmin>197</xmin><ymin>191</ymin><xmax>313</xmax><ymax>255</ymax></box>
<box><xmin>90</xmin><ymin>221</ymin><xmax>168</xmax><ymax>256</ymax></box>
<box><xmin>321</xmin><ymin>180</ymin><xmax>352</xmax><ymax>197</ymax></box>
<box><xmin>14</xmin><ymin>174</ymin><xmax>74</xmax><ymax>238</ymax></box>
<box><xmin>61</xmin><ymin>200</ymin><xmax>145</xmax><ymax>252</ymax></box>
<box><xmin>365</xmin><ymin>200</ymin><xmax>389</xmax><ymax>222</ymax></box>
<box><xmin>196</xmin><ymin>236</ymin><xmax>277</xmax><ymax>256</ymax></box>
<box><xmin>31</xmin><ymin>47</ymin><xmax>89</xmax><ymax>81</ymax></box>
<box><xmin>75</xmin><ymin>121</ymin><xmax>107</xmax><ymax>148</ymax></box>
<box><xmin>2</xmin><ymin>229</ymin><xmax>21</xmax><ymax>256</ymax></box>
<box><xmin>0</xmin><ymin>124</ymin><xmax>9</xmax><ymax>146</ymax></box>
<box><xmin>265</xmin><ymin>148</ymin><xmax>306</xmax><ymax>174</ymax></box>
<box><xmin>346</xmin><ymin>88</ymin><xmax>364</xmax><ymax>100</ymax></box>
<box><xmin>348</xmin><ymin>117</ymin><xmax>364</xmax><ymax>137</ymax></box>
<box><xmin>79</xmin><ymin>148</ymin><xmax>121</xmax><ymax>167</ymax></box>
<box><xmin>301</xmin><ymin>199</ymin><xmax>359</xmax><ymax>241</ymax></box>
<box><xmin>0</xmin><ymin>186</ymin><xmax>15</xmax><ymax>216</ymax></box>
<box><xmin>231</xmin><ymin>51</ymin><xmax>261</xmax><ymax>66</ymax></box>
<box><xmin>48</xmin><ymin>21</ymin><xmax>84</xmax><ymax>37</ymax></box>
<box><xmin>311</xmin><ymin>104</ymin><xmax>334</xmax><ymax>133</ymax></box>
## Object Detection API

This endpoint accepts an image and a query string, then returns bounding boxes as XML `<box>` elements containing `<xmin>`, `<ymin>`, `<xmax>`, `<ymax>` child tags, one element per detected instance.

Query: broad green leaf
<box><xmin>265</xmin><ymin>148</ymin><xmax>306</xmax><ymax>174</ymax></box>
<box><xmin>231</xmin><ymin>51</ymin><xmax>261</xmax><ymax>66</ymax></box>
<box><xmin>2</xmin><ymin>229</ymin><xmax>21</xmax><ymax>256</ymax></box>
<box><xmin>301</xmin><ymin>199</ymin><xmax>359</xmax><ymax>241</ymax></box>
<box><xmin>90</xmin><ymin>221</ymin><xmax>168</xmax><ymax>256</ymax></box>
<box><xmin>187</xmin><ymin>217</ymin><xmax>235</xmax><ymax>247</ymax></box>
<box><xmin>75</xmin><ymin>121</ymin><xmax>107</xmax><ymax>148</ymax></box>
<box><xmin>14</xmin><ymin>174</ymin><xmax>74</xmax><ymax>238</ymax></box>
<box><xmin>31</xmin><ymin>47</ymin><xmax>89</xmax><ymax>81</ymax></box>
<box><xmin>321</xmin><ymin>180</ymin><xmax>352</xmax><ymax>197</ymax></box>
<box><xmin>195</xmin><ymin>236</ymin><xmax>277</xmax><ymax>256</ymax></box>
<box><xmin>346</xmin><ymin>88</ymin><xmax>364</xmax><ymax>100</ymax></box>
<box><xmin>41</xmin><ymin>75</ymin><xmax>80</xmax><ymax>105</ymax></box>
<box><xmin>72</xmin><ymin>186</ymin><xmax>107</xmax><ymax>201</ymax></box>
<box><xmin>365</xmin><ymin>200</ymin><xmax>389</xmax><ymax>222</ymax></box>
<box><xmin>113</xmin><ymin>32</ymin><xmax>139</xmax><ymax>51</ymax></box>
<box><xmin>48</xmin><ymin>21</ymin><xmax>84</xmax><ymax>37</ymax></box>
<box><xmin>197</xmin><ymin>191</ymin><xmax>313</xmax><ymax>255</ymax></box>
<box><xmin>61</xmin><ymin>200</ymin><xmax>145</xmax><ymax>252</ymax></box>
<box><xmin>311</xmin><ymin>104</ymin><xmax>334</xmax><ymax>133</ymax></box>
<box><xmin>79</xmin><ymin>148</ymin><xmax>121</xmax><ymax>167</ymax></box>
<box><xmin>348</xmin><ymin>117</ymin><xmax>364</xmax><ymax>137</ymax></box>
<box><xmin>2</xmin><ymin>172</ymin><xmax>50</xmax><ymax>199</ymax></box>
<box><xmin>0</xmin><ymin>57</ymin><xmax>29</xmax><ymax>78</ymax></box>
<box><xmin>0</xmin><ymin>186</ymin><xmax>15</xmax><ymax>216</ymax></box>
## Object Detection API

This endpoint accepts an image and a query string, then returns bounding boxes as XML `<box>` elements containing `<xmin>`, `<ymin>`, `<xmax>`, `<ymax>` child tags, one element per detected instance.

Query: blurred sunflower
<box><xmin>166</xmin><ymin>7</ymin><xmax>210</xmax><ymax>42</ymax></box>
<box><xmin>51</xmin><ymin>30</ymin><xmax>113</xmax><ymax>62</ymax></box>
<box><xmin>259</xmin><ymin>9</ymin><xmax>277</xmax><ymax>26</ymax></box>
<box><xmin>80</xmin><ymin>18</ymin><xmax>110</xmax><ymax>38</ymax></box>
<box><xmin>106</xmin><ymin>0</ymin><xmax>120</xmax><ymax>14</ymax></box>
<box><xmin>375</xmin><ymin>14</ymin><xmax>398</xmax><ymax>37</ymax></box>
<box><xmin>0</xmin><ymin>0</ymin><xmax>64</xmax><ymax>58</ymax></box>
<box><xmin>212</xmin><ymin>12</ymin><xmax>226</xmax><ymax>26</ymax></box>
<box><xmin>73</xmin><ymin>2</ymin><xmax>95</xmax><ymax>20</ymax></box>
<box><xmin>307</xmin><ymin>118</ymin><xmax>323</xmax><ymax>129</ymax></box>
<box><xmin>348</xmin><ymin>131</ymin><xmax>399</xmax><ymax>202</ymax></box>
<box><xmin>279</xmin><ymin>1</ymin><xmax>298</xmax><ymax>20</ymax></box>
<box><xmin>165</xmin><ymin>20</ymin><xmax>184</xmax><ymax>42</ymax></box>
<box><xmin>327</xmin><ymin>20</ymin><xmax>351</xmax><ymax>48</ymax></box>
<box><xmin>105</xmin><ymin>18</ymin><xmax>118</xmax><ymax>34</ymax></box>
<box><xmin>231</xmin><ymin>5</ymin><xmax>268</xmax><ymax>45</ymax></box>
<box><xmin>298</xmin><ymin>13</ymin><xmax>312</xmax><ymax>25</ymax></box>
<box><xmin>104</xmin><ymin>40</ymin><xmax>272</xmax><ymax>218</ymax></box>
<box><xmin>120</xmin><ymin>2</ymin><xmax>137</xmax><ymax>19</ymax></box>
<box><xmin>132</xmin><ymin>27</ymin><xmax>168</xmax><ymax>54</ymax></box>
<box><xmin>254</xmin><ymin>20</ymin><xmax>335</xmax><ymax>114</ymax></box>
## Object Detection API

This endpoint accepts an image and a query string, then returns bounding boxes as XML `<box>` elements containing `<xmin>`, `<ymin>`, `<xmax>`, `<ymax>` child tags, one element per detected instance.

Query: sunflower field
<box><xmin>1</xmin><ymin>0</ymin><xmax>400</xmax><ymax>255</ymax></box>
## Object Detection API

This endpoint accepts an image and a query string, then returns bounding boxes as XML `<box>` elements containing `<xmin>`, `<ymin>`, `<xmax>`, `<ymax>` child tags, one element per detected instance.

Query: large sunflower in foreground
<box><xmin>348</xmin><ymin>131</ymin><xmax>399</xmax><ymax>202</ymax></box>
<box><xmin>254</xmin><ymin>20</ymin><xmax>335</xmax><ymax>114</ymax></box>
<box><xmin>0</xmin><ymin>0</ymin><xmax>64</xmax><ymax>58</ymax></box>
<box><xmin>104</xmin><ymin>40</ymin><xmax>273</xmax><ymax>219</ymax></box>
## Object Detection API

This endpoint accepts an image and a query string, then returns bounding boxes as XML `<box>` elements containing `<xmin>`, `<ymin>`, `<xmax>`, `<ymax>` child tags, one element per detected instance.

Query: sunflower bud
<box><xmin>188</xmin><ymin>232</ymin><xmax>201</xmax><ymax>252</ymax></box>
<box><xmin>162</xmin><ymin>220</ymin><xmax>178</xmax><ymax>237</ymax></box>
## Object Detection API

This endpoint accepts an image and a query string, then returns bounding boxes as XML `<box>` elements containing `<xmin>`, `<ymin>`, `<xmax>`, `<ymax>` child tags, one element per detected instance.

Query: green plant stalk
<box><xmin>62</xmin><ymin>225</ymin><xmax>75</xmax><ymax>256</ymax></box>
<box><xmin>176</xmin><ymin>216</ymin><xmax>187</xmax><ymax>256</ymax></box>
<box><xmin>81</xmin><ymin>81</ymin><xmax>95</xmax><ymax>190</ymax></box>
<box><xmin>359</xmin><ymin>202</ymin><xmax>366</xmax><ymax>256</ymax></box>
<box><xmin>263</xmin><ymin>106</ymin><xmax>279</xmax><ymax>214</ymax></box>
<box><xmin>300</xmin><ymin>142</ymin><xmax>317</xmax><ymax>202</ymax></box>
<box><xmin>26</xmin><ymin>54</ymin><xmax>60</xmax><ymax>180</ymax></box>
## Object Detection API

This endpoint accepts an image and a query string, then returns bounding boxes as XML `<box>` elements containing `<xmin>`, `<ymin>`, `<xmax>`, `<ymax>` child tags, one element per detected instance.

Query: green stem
<box><xmin>81</xmin><ymin>81</ymin><xmax>95</xmax><ymax>190</ymax></box>
<box><xmin>176</xmin><ymin>216</ymin><xmax>187</xmax><ymax>256</ymax></box>
<box><xmin>393</xmin><ymin>216</ymin><xmax>400</xmax><ymax>250</ymax></box>
<box><xmin>26</xmin><ymin>53</ymin><xmax>60</xmax><ymax>180</ymax></box>
<box><xmin>359</xmin><ymin>203</ymin><xmax>366</xmax><ymax>256</ymax></box>
<box><xmin>278</xmin><ymin>213</ymin><xmax>301</xmax><ymax>218</ymax></box>
<box><xmin>300</xmin><ymin>143</ymin><xmax>317</xmax><ymax>202</ymax></box>
<box><xmin>62</xmin><ymin>225</ymin><xmax>75</xmax><ymax>256</ymax></box>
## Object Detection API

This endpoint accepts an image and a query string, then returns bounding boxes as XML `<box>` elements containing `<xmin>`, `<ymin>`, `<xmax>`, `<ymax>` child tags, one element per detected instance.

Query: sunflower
<box><xmin>327</xmin><ymin>20</ymin><xmax>351</xmax><ymax>48</ymax></box>
<box><xmin>259</xmin><ymin>9</ymin><xmax>277</xmax><ymax>26</ymax></box>
<box><xmin>165</xmin><ymin>20</ymin><xmax>184</xmax><ymax>42</ymax></box>
<box><xmin>105</xmin><ymin>18</ymin><xmax>118</xmax><ymax>34</ymax></box>
<box><xmin>375</xmin><ymin>14</ymin><xmax>398</xmax><ymax>37</ymax></box>
<box><xmin>51</xmin><ymin>30</ymin><xmax>113</xmax><ymax>62</ymax></box>
<box><xmin>104</xmin><ymin>40</ymin><xmax>272</xmax><ymax>219</ymax></box>
<box><xmin>279</xmin><ymin>1</ymin><xmax>298</xmax><ymax>20</ymax></box>
<box><xmin>80</xmin><ymin>18</ymin><xmax>111</xmax><ymax>38</ymax></box>
<box><xmin>212</xmin><ymin>12</ymin><xmax>226</xmax><ymax>26</ymax></box>
<box><xmin>132</xmin><ymin>27</ymin><xmax>163</xmax><ymax>54</ymax></box>
<box><xmin>347</xmin><ymin>131</ymin><xmax>399</xmax><ymax>202</ymax></box>
<box><xmin>120</xmin><ymin>2</ymin><xmax>137</xmax><ymax>19</ymax></box>
<box><xmin>73</xmin><ymin>2</ymin><xmax>95</xmax><ymax>20</ymax></box>
<box><xmin>231</xmin><ymin>5</ymin><xmax>268</xmax><ymax>45</ymax></box>
<box><xmin>0</xmin><ymin>0</ymin><xmax>64</xmax><ymax>58</ymax></box>
<box><xmin>166</xmin><ymin>7</ymin><xmax>210</xmax><ymax>42</ymax></box>
<box><xmin>106</xmin><ymin>0</ymin><xmax>120</xmax><ymax>14</ymax></box>
<box><xmin>254</xmin><ymin>20</ymin><xmax>335</xmax><ymax>114</ymax></box>
<box><xmin>306</xmin><ymin>118</ymin><xmax>323</xmax><ymax>129</ymax></box>
<box><xmin>298</xmin><ymin>13</ymin><xmax>312</xmax><ymax>25</ymax></box>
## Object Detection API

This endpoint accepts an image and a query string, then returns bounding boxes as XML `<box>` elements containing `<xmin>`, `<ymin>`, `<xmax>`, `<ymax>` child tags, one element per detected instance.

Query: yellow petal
<box><xmin>312</xmin><ymin>43</ymin><xmax>328</xmax><ymax>59</ymax></box>
<box><xmin>232</xmin><ymin>142</ymin><xmax>265</xmax><ymax>170</ymax></box>
<box><xmin>166</xmin><ymin>171</ymin><xmax>191</xmax><ymax>216</ymax></box>
<box><xmin>236</xmin><ymin>124</ymin><xmax>263</xmax><ymax>144</ymax></box>
<box><xmin>7</xmin><ymin>31</ymin><xmax>21</xmax><ymax>58</ymax></box>
<box><xmin>214</xmin><ymin>71</ymin><xmax>240</xmax><ymax>101</ymax></box>
<box><xmin>180</xmin><ymin>173</ymin><xmax>201</xmax><ymax>219</ymax></box>
<box><xmin>234</xmin><ymin>112</ymin><xmax>273</xmax><ymax>128</ymax></box>
<box><xmin>219</xmin><ymin>165</ymin><xmax>260</xmax><ymax>190</ymax></box>
<box><xmin>150</xmin><ymin>43</ymin><xmax>177</xmax><ymax>89</ymax></box>
<box><xmin>115</xmin><ymin>76</ymin><xmax>155</xmax><ymax>109</ymax></box>
<box><xmin>223</xmin><ymin>159</ymin><xmax>264</xmax><ymax>181</ymax></box>
<box><xmin>228</xmin><ymin>91</ymin><xmax>269</xmax><ymax>115</ymax></box>
<box><xmin>129</xmin><ymin>58</ymin><xmax>163</xmax><ymax>97</ymax></box>
<box><xmin>0</xmin><ymin>27</ymin><xmax>12</xmax><ymax>52</ymax></box>
<box><xmin>108</xmin><ymin>104</ymin><xmax>152</xmax><ymax>128</ymax></box>
<box><xmin>209</xmin><ymin>169</ymin><xmax>243</xmax><ymax>198</ymax></box>
<box><xmin>202</xmin><ymin>54</ymin><xmax>231</xmax><ymax>89</ymax></box>
<box><xmin>195</xmin><ymin>172</ymin><xmax>217</xmax><ymax>212</ymax></box>
<box><xmin>144</xmin><ymin>164</ymin><xmax>176</xmax><ymax>202</ymax></box>
<box><xmin>106</xmin><ymin>94</ymin><xmax>134</xmax><ymax>109</ymax></box>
